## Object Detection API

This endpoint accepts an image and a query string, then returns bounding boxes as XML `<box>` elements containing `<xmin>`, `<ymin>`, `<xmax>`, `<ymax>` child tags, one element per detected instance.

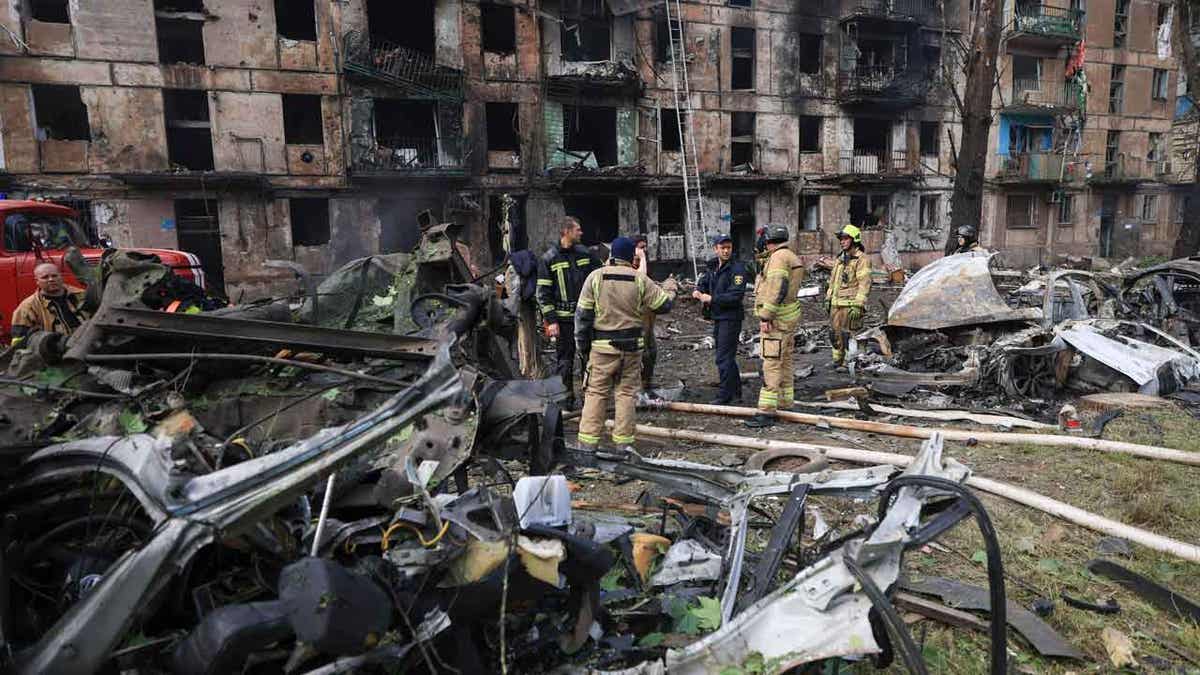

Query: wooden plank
<box><xmin>893</xmin><ymin>592</ymin><xmax>989</xmax><ymax>632</ymax></box>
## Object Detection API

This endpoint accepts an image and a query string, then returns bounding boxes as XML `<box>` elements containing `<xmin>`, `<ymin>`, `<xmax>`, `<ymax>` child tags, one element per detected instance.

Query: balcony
<box><xmin>350</xmin><ymin>135</ymin><xmax>466</xmax><ymax>178</ymax></box>
<box><xmin>840</xmin><ymin>0</ymin><xmax>937</xmax><ymax>24</ymax></box>
<box><xmin>835</xmin><ymin>150</ymin><xmax>918</xmax><ymax>182</ymax></box>
<box><xmin>1004</xmin><ymin>78</ymin><xmax>1082</xmax><ymax>115</ymax></box>
<box><xmin>342</xmin><ymin>30</ymin><xmax>464</xmax><ymax>102</ymax></box>
<box><xmin>996</xmin><ymin>152</ymin><xmax>1068</xmax><ymax>183</ymax></box>
<box><xmin>1090</xmin><ymin>155</ymin><xmax>1164</xmax><ymax>186</ymax></box>
<box><xmin>1005</xmin><ymin>5</ymin><xmax>1083</xmax><ymax>48</ymax></box>
<box><xmin>837</xmin><ymin>66</ymin><xmax>927</xmax><ymax>107</ymax></box>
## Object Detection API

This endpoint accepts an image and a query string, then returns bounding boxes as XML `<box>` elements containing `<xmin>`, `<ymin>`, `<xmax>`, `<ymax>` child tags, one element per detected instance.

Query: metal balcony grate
<box><xmin>342</xmin><ymin>30</ymin><xmax>464</xmax><ymax>102</ymax></box>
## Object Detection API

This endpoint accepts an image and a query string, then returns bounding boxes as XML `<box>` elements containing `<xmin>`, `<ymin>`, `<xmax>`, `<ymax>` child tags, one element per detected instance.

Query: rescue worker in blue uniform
<box><xmin>537</xmin><ymin>216</ymin><xmax>601</xmax><ymax>409</ymax></box>
<box><xmin>694</xmin><ymin>233</ymin><xmax>749</xmax><ymax>404</ymax></box>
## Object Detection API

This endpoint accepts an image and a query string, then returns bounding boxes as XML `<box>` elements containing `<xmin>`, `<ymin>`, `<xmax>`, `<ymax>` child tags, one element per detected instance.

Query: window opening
<box><xmin>658</xmin><ymin>195</ymin><xmax>683</xmax><ymax>235</ymax></box>
<box><xmin>797</xmin><ymin>34</ymin><xmax>821</xmax><ymax>74</ymax></box>
<box><xmin>731</xmin><ymin>27</ymin><xmax>755</xmax><ymax>90</ymax></box>
<box><xmin>1152</xmin><ymin>69</ymin><xmax>1169</xmax><ymax>99</ymax></box>
<box><xmin>799</xmin><ymin>116</ymin><xmax>821</xmax><ymax>153</ymax></box>
<box><xmin>1058</xmin><ymin>193</ymin><xmax>1074</xmax><ymax>225</ymax></box>
<box><xmin>164</xmin><ymin>89</ymin><xmax>214</xmax><ymax>170</ymax></box>
<box><xmin>661</xmin><ymin>108</ymin><xmax>681</xmax><ymax>152</ymax></box>
<box><xmin>175</xmin><ymin>199</ymin><xmax>225</xmax><ymax>294</ymax></box>
<box><xmin>1114</xmin><ymin>0</ymin><xmax>1130</xmax><ymax>47</ymax></box>
<box><xmin>30</xmin><ymin>0</ymin><xmax>69</xmax><ymax>23</ymax></box>
<box><xmin>291</xmin><ymin>198</ymin><xmax>330</xmax><ymax>246</ymax></box>
<box><xmin>283</xmin><ymin>94</ymin><xmax>324</xmax><ymax>145</ymax></box>
<box><xmin>731</xmin><ymin>111</ymin><xmax>755</xmax><ymax>168</ymax></box>
<box><xmin>1141</xmin><ymin>194</ymin><xmax>1158</xmax><ymax>221</ymax></box>
<box><xmin>800</xmin><ymin>194</ymin><xmax>820</xmax><ymax>231</ymax></box>
<box><xmin>367</xmin><ymin>0</ymin><xmax>434</xmax><ymax>54</ymax></box>
<box><xmin>1005</xmin><ymin>194</ymin><xmax>1035</xmax><ymax>229</ymax></box>
<box><xmin>481</xmin><ymin>3</ymin><xmax>516</xmax><ymax>54</ymax></box>
<box><xmin>563</xmin><ymin>195</ymin><xmax>619</xmax><ymax>244</ymax></box>
<box><xmin>848</xmin><ymin>193</ymin><xmax>888</xmax><ymax>229</ymax></box>
<box><xmin>729</xmin><ymin>194</ymin><xmax>756</xmax><ymax>256</ymax></box>
<box><xmin>563</xmin><ymin>105</ymin><xmax>618</xmax><ymax>167</ymax></box>
<box><xmin>486</xmin><ymin>102</ymin><xmax>520</xmax><ymax>151</ymax></box>
<box><xmin>919</xmin><ymin>194</ymin><xmax>940</xmax><ymax>230</ymax></box>
<box><xmin>1109</xmin><ymin>65</ymin><xmax>1124</xmax><ymax>113</ymax></box>
<box><xmin>561</xmin><ymin>0</ymin><xmax>610</xmax><ymax>61</ymax></box>
<box><xmin>275</xmin><ymin>0</ymin><xmax>316</xmax><ymax>41</ymax></box>
<box><xmin>32</xmin><ymin>85</ymin><xmax>90</xmax><ymax>141</ymax></box>
<box><xmin>155</xmin><ymin>0</ymin><xmax>206</xmax><ymax>66</ymax></box>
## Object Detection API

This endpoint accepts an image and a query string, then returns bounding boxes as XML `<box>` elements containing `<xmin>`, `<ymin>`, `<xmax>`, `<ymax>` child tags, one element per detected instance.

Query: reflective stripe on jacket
<box><xmin>754</xmin><ymin>245</ymin><xmax>805</xmax><ymax>323</ymax></box>
<box><xmin>536</xmin><ymin>244</ymin><xmax>598</xmax><ymax>320</ymax></box>
<box><xmin>827</xmin><ymin>249</ymin><xmax>872</xmax><ymax>308</ymax></box>
<box><xmin>577</xmin><ymin>262</ymin><xmax>672</xmax><ymax>354</ymax></box>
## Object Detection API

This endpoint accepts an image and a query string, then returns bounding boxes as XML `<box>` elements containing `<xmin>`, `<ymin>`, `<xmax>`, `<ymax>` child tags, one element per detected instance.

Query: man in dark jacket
<box><xmin>694</xmin><ymin>233</ymin><xmax>749</xmax><ymax>404</ymax></box>
<box><xmin>537</xmin><ymin>216</ymin><xmax>600</xmax><ymax>409</ymax></box>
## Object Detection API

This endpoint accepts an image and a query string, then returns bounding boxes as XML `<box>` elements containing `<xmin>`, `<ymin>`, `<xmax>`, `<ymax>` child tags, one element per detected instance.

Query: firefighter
<box><xmin>631</xmin><ymin>234</ymin><xmax>657</xmax><ymax>391</ymax></box>
<box><xmin>575</xmin><ymin>237</ymin><xmax>677</xmax><ymax>449</ymax></box>
<box><xmin>954</xmin><ymin>224</ymin><xmax>984</xmax><ymax>254</ymax></box>
<box><xmin>11</xmin><ymin>262</ymin><xmax>88</xmax><ymax>348</ymax></box>
<box><xmin>745</xmin><ymin>225</ymin><xmax>805</xmax><ymax>428</ymax></box>
<box><xmin>694</xmin><ymin>233</ymin><xmax>749</xmax><ymax>404</ymax></box>
<box><xmin>537</xmin><ymin>216</ymin><xmax>601</xmax><ymax>410</ymax></box>
<box><xmin>826</xmin><ymin>224</ymin><xmax>872</xmax><ymax>368</ymax></box>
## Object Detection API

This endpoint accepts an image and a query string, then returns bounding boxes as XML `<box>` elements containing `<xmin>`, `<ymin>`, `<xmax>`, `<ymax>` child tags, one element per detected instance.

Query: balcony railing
<box><xmin>1005</xmin><ymin>5</ymin><xmax>1083</xmax><ymax>44</ymax></box>
<box><xmin>1092</xmin><ymin>155</ymin><xmax>1158</xmax><ymax>184</ymax></box>
<box><xmin>837</xmin><ymin>65</ymin><xmax>927</xmax><ymax>105</ymax></box>
<box><xmin>841</xmin><ymin>0</ymin><xmax>937</xmax><ymax>22</ymax></box>
<box><xmin>997</xmin><ymin>152</ymin><xmax>1066</xmax><ymax>182</ymax></box>
<box><xmin>837</xmin><ymin>150</ymin><xmax>915</xmax><ymax>177</ymax></box>
<box><xmin>351</xmin><ymin>135</ymin><xmax>463</xmax><ymax>174</ymax></box>
<box><xmin>1006</xmin><ymin>78</ymin><xmax>1082</xmax><ymax>112</ymax></box>
<box><xmin>343</xmin><ymin>30</ymin><xmax>464</xmax><ymax>101</ymax></box>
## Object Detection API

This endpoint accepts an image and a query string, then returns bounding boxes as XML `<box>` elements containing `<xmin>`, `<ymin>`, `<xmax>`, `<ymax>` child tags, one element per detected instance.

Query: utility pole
<box><xmin>945</xmin><ymin>0</ymin><xmax>1004</xmax><ymax>255</ymax></box>
<box><xmin>1173</xmin><ymin>0</ymin><xmax>1200</xmax><ymax>258</ymax></box>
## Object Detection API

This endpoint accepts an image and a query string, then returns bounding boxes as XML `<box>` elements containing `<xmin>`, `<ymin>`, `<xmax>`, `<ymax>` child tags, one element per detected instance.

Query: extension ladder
<box><xmin>664</xmin><ymin>0</ymin><xmax>706</xmax><ymax>278</ymax></box>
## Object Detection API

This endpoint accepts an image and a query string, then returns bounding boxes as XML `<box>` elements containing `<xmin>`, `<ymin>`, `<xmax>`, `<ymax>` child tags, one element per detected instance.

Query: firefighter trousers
<box><xmin>578</xmin><ymin>350</ymin><xmax>642</xmax><ymax>446</ymax></box>
<box><xmin>553</xmin><ymin>319</ymin><xmax>578</xmax><ymax>404</ymax></box>
<box><xmin>830</xmin><ymin>306</ymin><xmax>863</xmax><ymax>364</ymax></box>
<box><xmin>758</xmin><ymin>324</ymin><xmax>795</xmax><ymax>413</ymax></box>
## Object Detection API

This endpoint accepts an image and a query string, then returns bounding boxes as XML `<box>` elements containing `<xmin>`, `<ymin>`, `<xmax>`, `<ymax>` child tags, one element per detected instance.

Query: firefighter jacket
<box><xmin>575</xmin><ymin>261</ymin><xmax>674</xmax><ymax>355</ymax></box>
<box><xmin>10</xmin><ymin>287</ymin><xmax>88</xmax><ymax>346</ymax></box>
<box><xmin>697</xmin><ymin>257</ymin><xmax>749</xmax><ymax>322</ymax></box>
<box><xmin>537</xmin><ymin>244</ymin><xmax>599</xmax><ymax>322</ymax></box>
<box><xmin>754</xmin><ymin>245</ymin><xmax>805</xmax><ymax>324</ymax></box>
<box><xmin>827</xmin><ymin>248</ymin><xmax>872</xmax><ymax>309</ymax></box>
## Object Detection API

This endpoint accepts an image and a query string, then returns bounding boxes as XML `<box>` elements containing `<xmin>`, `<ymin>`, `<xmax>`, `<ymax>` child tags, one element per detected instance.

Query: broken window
<box><xmin>853</xmin><ymin>117</ymin><xmax>889</xmax><ymax>158</ymax></box>
<box><xmin>797</xmin><ymin>34</ymin><xmax>821</xmax><ymax>74</ymax></box>
<box><xmin>563</xmin><ymin>195</ymin><xmax>619</xmax><ymax>244</ymax></box>
<box><xmin>31</xmin><ymin>85</ymin><xmax>90</xmax><ymax>141</ymax></box>
<box><xmin>1005</xmin><ymin>194</ymin><xmax>1035</xmax><ymax>229</ymax></box>
<box><xmin>486</xmin><ymin>102</ymin><xmax>520</xmax><ymax>151</ymax></box>
<box><xmin>290</xmin><ymin>198</ymin><xmax>330</xmax><ymax>246</ymax></box>
<box><xmin>1109</xmin><ymin>65</ymin><xmax>1124</xmax><ymax>113</ymax></box>
<box><xmin>488</xmin><ymin>194</ymin><xmax>527</xmax><ymax>257</ymax></box>
<box><xmin>275</xmin><ymin>0</ymin><xmax>317</xmax><ymax>41</ymax></box>
<box><xmin>1141</xmin><ymin>194</ymin><xmax>1159</xmax><ymax>221</ymax></box>
<box><xmin>175</xmin><ymin>199</ymin><xmax>224</xmax><ymax>294</ymax></box>
<box><xmin>155</xmin><ymin>0</ymin><xmax>206</xmax><ymax>67</ymax></box>
<box><xmin>481</xmin><ymin>3</ymin><xmax>516</xmax><ymax>54</ymax></box>
<box><xmin>561</xmin><ymin>0</ymin><xmax>610</xmax><ymax>62</ymax></box>
<box><xmin>919</xmin><ymin>195</ymin><xmax>940</xmax><ymax>231</ymax></box>
<box><xmin>164</xmin><ymin>89</ymin><xmax>214</xmax><ymax>171</ymax></box>
<box><xmin>730</xmin><ymin>112</ymin><xmax>755</xmax><ymax>168</ymax></box>
<box><xmin>661</xmin><ymin>108</ymin><xmax>681</xmax><ymax>152</ymax></box>
<box><xmin>563</xmin><ymin>105</ymin><xmax>617</xmax><ymax>167</ymax></box>
<box><xmin>1057</xmin><ymin>193</ymin><xmax>1074</xmax><ymax>225</ymax></box>
<box><xmin>1176</xmin><ymin>194</ymin><xmax>1192</xmax><ymax>223</ymax></box>
<box><xmin>798</xmin><ymin>116</ymin><xmax>821</xmax><ymax>153</ymax></box>
<box><xmin>367</xmin><ymin>0</ymin><xmax>434</xmax><ymax>54</ymax></box>
<box><xmin>800</xmin><ymin>194</ymin><xmax>819</xmax><ymax>231</ymax></box>
<box><xmin>658</xmin><ymin>195</ymin><xmax>683</xmax><ymax>235</ymax></box>
<box><xmin>1158</xmin><ymin>3</ymin><xmax>1171</xmax><ymax>32</ymax></box>
<box><xmin>728</xmin><ymin>0</ymin><xmax>752</xmax><ymax>7</ymax></box>
<box><xmin>1114</xmin><ymin>0</ymin><xmax>1130</xmax><ymax>47</ymax></box>
<box><xmin>1105</xmin><ymin>129</ymin><xmax>1121</xmax><ymax>171</ymax></box>
<box><xmin>1006</xmin><ymin>119</ymin><xmax>1052</xmax><ymax>154</ymax></box>
<box><xmin>30</xmin><ymin>0</ymin><xmax>69</xmax><ymax>23</ymax></box>
<box><xmin>1149</xmin><ymin>132</ymin><xmax>1164</xmax><ymax>162</ymax></box>
<box><xmin>731</xmin><ymin>27</ymin><xmax>755</xmax><ymax>90</ymax></box>
<box><xmin>920</xmin><ymin>121</ymin><xmax>940</xmax><ymax>157</ymax></box>
<box><xmin>848</xmin><ymin>193</ymin><xmax>887</xmax><ymax>229</ymax></box>
<box><xmin>730</xmin><ymin>194</ymin><xmax>756</xmax><ymax>256</ymax></box>
<box><xmin>1011</xmin><ymin>54</ymin><xmax>1041</xmax><ymax>91</ymax></box>
<box><xmin>1152</xmin><ymin>69</ymin><xmax>1169</xmax><ymax>100</ymax></box>
<box><xmin>654</xmin><ymin>10</ymin><xmax>680</xmax><ymax>63</ymax></box>
<box><xmin>283</xmin><ymin>94</ymin><xmax>325</xmax><ymax>146</ymax></box>
<box><xmin>374</xmin><ymin>99</ymin><xmax>438</xmax><ymax>164</ymax></box>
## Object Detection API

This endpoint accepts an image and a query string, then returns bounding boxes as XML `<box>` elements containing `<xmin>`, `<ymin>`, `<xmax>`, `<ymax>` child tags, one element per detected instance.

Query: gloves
<box><xmin>848</xmin><ymin>306</ymin><xmax>863</xmax><ymax>323</ymax></box>
<box><xmin>661</xmin><ymin>275</ymin><xmax>681</xmax><ymax>295</ymax></box>
<box><xmin>576</xmin><ymin>340</ymin><xmax>590</xmax><ymax>367</ymax></box>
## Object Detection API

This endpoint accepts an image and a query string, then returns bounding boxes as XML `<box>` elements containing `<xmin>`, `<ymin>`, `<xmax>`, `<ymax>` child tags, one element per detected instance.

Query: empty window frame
<box><xmin>1071</xmin><ymin>0</ymin><xmax>1086</xmax><ymax>22</ymax></box>
<box><xmin>658</xmin><ymin>195</ymin><xmax>684</xmax><ymax>235</ymax></box>
<box><xmin>31</xmin><ymin>85</ymin><xmax>90</xmax><ymax>141</ymax></box>
<box><xmin>1176</xmin><ymin>194</ymin><xmax>1192</xmax><ymax>223</ymax></box>
<box><xmin>1011</xmin><ymin>54</ymin><xmax>1041</xmax><ymax>90</ymax></box>
<box><xmin>660</xmin><ymin>108</ymin><xmax>681</xmax><ymax>152</ymax></box>
<box><xmin>797</xmin><ymin>34</ymin><xmax>821</xmax><ymax>74</ymax></box>
<box><xmin>1113</xmin><ymin>0</ymin><xmax>1130</xmax><ymax>47</ymax></box>
<box><xmin>919</xmin><ymin>194</ymin><xmax>940</xmax><ymax>230</ymax></box>
<box><xmin>920</xmin><ymin>121</ymin><xmax>940</xmax><ymax>157</ymax></box>
<box><xmin>481</xmin><ymin>3</ymin><xmax>516</xmax><ymax>54</ymax></box>
<box><xmin>853</xmin><ymin>117</ymin><xmax>889</xmax><ymax>155</ymax></box>
<box><xmin>283</xmin><ymin>94</ymin><xmax>324</xmax><ymax>145</ymax></box>
<box><xmin>1005</xmin><ymin>194</ymin><xmax>1036</xmax><ymax>229</ymax></box>
<box><xmin>563</xmin><ymin>105</ymin><xmax>618</xmax><ymax>166</ymax></box>
<box><xmin>1157</xmin><ymin>3</ymin><xmax>1171</xmax><ymax>32</ymax></box>
<box><xmin>848</xmin><ymin>193</ymin><xmax>888</xmax><ymax>229</ymax></box>
<box><xmin>1152</xmin><ymin>68</ymin><xmax>1170</xmax><ymax>100</ymax></box>
<box><xmin>175</xmin><ymin>199</ymin><xmax>225</xmax><ymax>294</ymax></box>
<box><xmin>563</xmin><ymin>195</ymin><xmax>619</xmax><ymax>244</ymax></box>
<box><xmin>800</xmin><ymin>194</ymin><xmax>819</xmax><ymax>231</ymax></box>
<box><xmin>654</xmin><ymin>10</ymin><xmax>680</xmax><ymax>63</ymax></box>
<box><xmin>1109</xmin><ymin>65</ymin><xmax>1125</xmax><ymax>114</ymax></box>
<box><xmin>1148</xmin><ymin>131</ymin><xmax>1164</xmax><ymax>162</ymax></box>
<box><xmin>1057</xmin><ymin>193</ymin><xmax>1074</xmax><ymax>225</ymax></box>
<box><xmin>486</xmin><ymin>102</ymin><xmax>520</xmax><ymax>151</ymax></box>
<box><xmin>275</xmin><ymin>0</ymin><xmax>317</xmax><ymax>41</ymax></box>
<box><xmin>728</xmin><ymin>0</ymin><xmax>753</xmax><ymax>7</ymax></box>
<box><xmin>373</xmin><ymin>99</ymin><xmax>438</xmax><ymax>163</ymax></box>
<box><xmin>367</xmin><ymin>0</ymin><xmax>434</xmax><ymax>54</ymax></box>
<box><xmin>164</xmin><ymin>89</ymin><xmax>214</xmax><ymax>170</ymax></box>
<box><xmin>1105</xmin><ymin>129</ymin><xmax>1121</xmax><ymax>168</ymax></box>
<box><xmin>156</xmin><ymin>15</ymin><xmax>205</xmax><ymax>64</ymax></box>
<box><xmin>731</xmin><ymin>27</ymin><xmax>755</xmax><ymax>90</ymax></box>
<box><xmin>729</xmin><ymin>194</ymin><xmax>756</xmax><ymax>255</ymax></box>
<box><xmin>798</xmin><ymin>116</ymin><xmax>821</xmax><ymax>153</ymax></box>
<box><xmin>291</xmin><ymin>197</ymin><xmax>330</xmax><ymax>246</ymax></box>
<box><xmin>30</xmin><ymin>0</ymin><xmax>69</xmax><ymax>23</ymax></box>
<box><xmin>561</xmin><ymin>0</ymin><xmax>610</xmax><ymax>62</ymax></box>
<box><xmin>1141</xmin><ymin>194</ymin><xmax>1159</xmax><ymax>221</ymax></box>
<box><xmin>730</xmin><ymin>111</ymin><xmax>755</xmax><ymax>167</ymax></box>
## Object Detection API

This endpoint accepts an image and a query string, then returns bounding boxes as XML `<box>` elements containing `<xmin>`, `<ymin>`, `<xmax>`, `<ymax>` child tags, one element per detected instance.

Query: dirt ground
<box><xmin>565</xmin><ymin>293</ymin><xmax>1200</xmax><ymax>673</ymax></box>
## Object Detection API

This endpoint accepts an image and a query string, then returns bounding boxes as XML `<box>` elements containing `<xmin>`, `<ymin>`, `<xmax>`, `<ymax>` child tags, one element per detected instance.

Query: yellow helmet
<box><xmin>838</xmin><ymin>224</ymin><xmax>863</xmax><ymax>244</ymax></box>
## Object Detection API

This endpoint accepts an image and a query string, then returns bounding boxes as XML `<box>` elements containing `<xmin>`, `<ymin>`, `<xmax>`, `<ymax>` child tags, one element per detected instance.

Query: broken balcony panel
<box><xmin>887</xmin><ymin>252</ymin><xmax>1042</xmax><ymax>330</ymax></box>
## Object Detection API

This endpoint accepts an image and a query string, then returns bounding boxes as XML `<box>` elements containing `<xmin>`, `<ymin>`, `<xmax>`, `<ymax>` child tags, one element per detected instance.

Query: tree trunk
<box><xmin>1173</xmin><ymin>0</ymin><xmax>1200</xmax><ymax>258</ymax></box>
<box><xmin>945</xmin><ymin>0</ymin><xmax>1004</xmax><ymax>255</ymax></box>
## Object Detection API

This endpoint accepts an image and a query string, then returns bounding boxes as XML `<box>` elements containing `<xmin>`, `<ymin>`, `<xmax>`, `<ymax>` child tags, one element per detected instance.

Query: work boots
<box><xmin>743</xmin><ymin>413</ymin><xmax>777</xmax><ymax>429</ymax></box>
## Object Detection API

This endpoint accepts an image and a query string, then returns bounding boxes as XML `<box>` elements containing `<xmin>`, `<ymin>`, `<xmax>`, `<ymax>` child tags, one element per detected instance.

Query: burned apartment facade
<box><xmin>984</xmin><ymin>0</ymin><xmax>1182</xmax><ymax>267</ymax></box>
<box><xmin>0</xmin><ymin>0</ymin><xmax>1179</xmax><ymax>299</ymax></box>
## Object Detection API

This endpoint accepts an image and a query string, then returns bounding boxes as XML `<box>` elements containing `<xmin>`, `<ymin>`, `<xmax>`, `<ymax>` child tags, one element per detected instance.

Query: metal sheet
<box><xmin>887</xmin><ymin>253</ymin><xmax>1042</xmax><ymax>330</ymax></box>
<box><xmin>1056</xmin><ymin>326</ymin><xmax>1200</xmax><ymax>394</ymax></box>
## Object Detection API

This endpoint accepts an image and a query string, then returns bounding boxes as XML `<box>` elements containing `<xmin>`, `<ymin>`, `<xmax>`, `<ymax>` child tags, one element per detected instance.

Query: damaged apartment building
<box><xmin>0</xmin><ymin>0</ymin><xmax>1181</xmax><ymax>298</ymax></box>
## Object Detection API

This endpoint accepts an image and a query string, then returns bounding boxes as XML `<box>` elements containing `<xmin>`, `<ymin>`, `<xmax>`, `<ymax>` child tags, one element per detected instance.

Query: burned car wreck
<box><xmin>848</xmin><ymin>252</ymin><xmax>1200</xmax><ymax>402</ymax></box>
